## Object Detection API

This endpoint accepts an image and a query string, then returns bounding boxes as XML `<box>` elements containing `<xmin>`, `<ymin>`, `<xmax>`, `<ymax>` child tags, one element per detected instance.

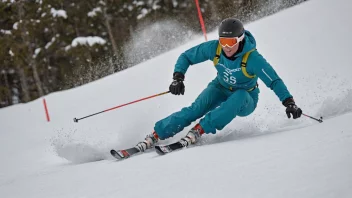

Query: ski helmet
<box><xmin>218</xmin><ymin>18</ymin><xmax>244</xmax><ymax>38</ymax></box>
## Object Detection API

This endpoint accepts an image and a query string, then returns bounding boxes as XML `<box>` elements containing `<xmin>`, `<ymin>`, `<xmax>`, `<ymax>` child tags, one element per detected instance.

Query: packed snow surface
<box><xmin>1</xmin><ymin>0</ymin><xmax>352</xmax><ymax>197</ymax></box>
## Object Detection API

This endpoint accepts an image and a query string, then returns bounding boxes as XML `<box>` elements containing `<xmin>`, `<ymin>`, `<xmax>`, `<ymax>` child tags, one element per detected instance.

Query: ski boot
<box><xmin>135</xmin><ymin>131</ymin><xmax>159</xmax><ymax>152</ymax></box>
<box><xmin>180</xmin><ymin>123</ymin><xmax>205</xmax><ymax>147</ymax></box>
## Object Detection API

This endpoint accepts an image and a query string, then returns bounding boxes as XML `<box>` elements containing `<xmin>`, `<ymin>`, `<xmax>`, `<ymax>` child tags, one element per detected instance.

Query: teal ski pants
<box><xmin>154</xmin><ymin>78</ymin><xmax>259</xmax><ymax>140</ymax></box>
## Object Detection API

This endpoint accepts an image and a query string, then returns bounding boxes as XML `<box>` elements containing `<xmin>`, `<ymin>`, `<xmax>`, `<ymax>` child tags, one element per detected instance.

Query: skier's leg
<box><xmin>199</xmin><ymin>89</ymin><xmax>257</xmax><ymax>134</ymax></box>
<box><xmin>154</xmin><ymin>80</ymin><xmax>227</xmax><ymax>140</ymax></box>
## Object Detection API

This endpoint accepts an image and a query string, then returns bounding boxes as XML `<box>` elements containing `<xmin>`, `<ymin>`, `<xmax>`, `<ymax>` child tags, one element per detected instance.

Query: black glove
<box><xmin>283</xmin><ymin>97</ymin><xmax>302</xmax><ymax>119</ymax></box>
<box><xmin>169</xmin><ymin>72</ymin><xmax>185</xmax><ymax>95</ymax></box>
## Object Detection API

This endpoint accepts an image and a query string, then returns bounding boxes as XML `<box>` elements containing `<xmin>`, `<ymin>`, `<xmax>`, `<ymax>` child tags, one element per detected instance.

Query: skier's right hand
<box><xmin>169</xmin><ymin>72</ymin><xmax>185</xmax><ymax>95</ymax></box>
<box><xmin>283</xmin><ymin>97</ymin><xmax>302</xmax><ymax>119</ymax></box>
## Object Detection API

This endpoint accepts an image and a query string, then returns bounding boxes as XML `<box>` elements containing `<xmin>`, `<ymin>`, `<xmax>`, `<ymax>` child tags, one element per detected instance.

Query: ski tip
<box><xmin>154</xmin><ymin>146</ymin><xmax>166</xmax><ymax>155</ymax></box>
<box><xmin>110</xmin><ymin>149</ymin><xmax>117</xmax><ymax>155</ymax></box>
<box><xmin>110</xmin><ymin>149</ymin><xmax>123</xmax><ymax>160</ymax></box>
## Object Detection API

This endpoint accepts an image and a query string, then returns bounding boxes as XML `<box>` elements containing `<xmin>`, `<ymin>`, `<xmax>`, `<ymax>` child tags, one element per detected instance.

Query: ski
<box><xmin>111</xmin><ymin>138</ymin><xmax>191</xmax><ymax>158</ymax></box>
<box><xmin>155</xmin><ymin>139</ymin><xmax>188</xmax><ymax>155</ymax></box>
<box><xmin>110</xmin><ymin>147</ymin><xmax>140</xmax><ymax>160</ymax></box>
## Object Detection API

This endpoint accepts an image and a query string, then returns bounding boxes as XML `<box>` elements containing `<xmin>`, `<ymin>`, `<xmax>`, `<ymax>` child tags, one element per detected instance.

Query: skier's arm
<box><xmin>174</xmin><ymin>40</ymin><xmax>218</xmax><ymax>75</ymax></box>
<box><xmin>248</xmin><ymin>52</ymin><xmax>292</xmax><ymax>102</ymax></box>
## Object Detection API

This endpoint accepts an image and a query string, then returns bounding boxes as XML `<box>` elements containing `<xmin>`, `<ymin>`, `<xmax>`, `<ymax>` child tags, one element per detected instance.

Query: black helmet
<box><xmin>218</xmin><ymin>18</ymin><xmax>244</xmax><ymax>37</ymax></box>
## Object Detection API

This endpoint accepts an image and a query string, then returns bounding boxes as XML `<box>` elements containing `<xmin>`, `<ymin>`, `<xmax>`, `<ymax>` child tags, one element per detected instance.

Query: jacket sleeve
<box><xmin>174</xmin><ymin>40</ymin><xmax>218</xmax><ymax>75</ymax></box>
<box><xmin>248</xmin><ymin>51</ymin><xmax>292</xmax><ymax>102</ymax></box>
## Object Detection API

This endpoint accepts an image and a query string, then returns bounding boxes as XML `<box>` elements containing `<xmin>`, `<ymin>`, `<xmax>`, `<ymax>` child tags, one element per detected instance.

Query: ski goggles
<box><xmin>219</xmin><ymin>34</ymin><xmax>245</xmax><ymax>48</ymax></box>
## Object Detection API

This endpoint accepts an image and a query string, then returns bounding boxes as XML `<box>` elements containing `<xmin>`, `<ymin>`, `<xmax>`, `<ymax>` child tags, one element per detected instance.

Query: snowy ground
<box><xmin>1</xmin><ymin>0</ymin><xmax>352</xmax><ymax>197</ymax></box>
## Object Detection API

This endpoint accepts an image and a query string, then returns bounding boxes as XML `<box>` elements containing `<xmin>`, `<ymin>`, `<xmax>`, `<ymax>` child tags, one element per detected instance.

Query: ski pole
<box><xmin>73</xmin><ymin>91</ymin><xmax>170</xmax><ymax>123</ymax></box>
<box><xmin>302</xmin><ymin>113</ymin><xmax>323</xmax><ymax>123</ymax></box>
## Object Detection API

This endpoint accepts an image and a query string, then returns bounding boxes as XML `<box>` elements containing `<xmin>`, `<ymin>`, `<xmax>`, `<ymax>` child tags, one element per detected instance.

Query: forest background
<box><xmin>0</xmin><ymin>0</ymin><xmax>305</xmax><ymax>108</ymax></box>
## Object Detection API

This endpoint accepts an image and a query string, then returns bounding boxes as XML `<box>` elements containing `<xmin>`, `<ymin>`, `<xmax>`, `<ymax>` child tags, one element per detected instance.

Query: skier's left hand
<box><xmin>283</xmin><ymin>97</ymin><xmax>302</xmax><ymax>119</ymax></box>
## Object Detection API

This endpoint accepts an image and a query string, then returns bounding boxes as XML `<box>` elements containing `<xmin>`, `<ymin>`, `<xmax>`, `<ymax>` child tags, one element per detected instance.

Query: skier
<box><xmin>135</xmin><ymin>18</ymin><xmax>302</xmax><ymax>152</ymax></box>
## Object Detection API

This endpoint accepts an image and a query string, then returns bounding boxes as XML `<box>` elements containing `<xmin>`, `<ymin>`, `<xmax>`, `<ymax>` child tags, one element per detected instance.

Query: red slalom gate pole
<box><xmin>73</xmin><ymin>91</ymin><xmax>170</xmax><ymax>123</ymax></box>
<box><xmin>43</xmin><ymin>98</ymin><xmax>50</xmax><ymax>122</ymax></box>
<box><xmin>195</xmin><ymin>0</ymin><xmax>208</xmax><ymax>41</ymax></box>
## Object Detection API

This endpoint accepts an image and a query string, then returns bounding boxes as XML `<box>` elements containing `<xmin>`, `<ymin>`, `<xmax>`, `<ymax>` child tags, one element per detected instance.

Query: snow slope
<box><xmin>1</xmin><ymin>0</ymin><xmax>352</xmax><ymax>197</ymax></box>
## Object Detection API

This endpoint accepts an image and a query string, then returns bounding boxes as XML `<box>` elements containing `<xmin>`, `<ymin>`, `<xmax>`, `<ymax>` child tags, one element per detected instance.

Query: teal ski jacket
<box><xmin>174</xmin><ymin>30</ymin><xmax>292</xmax><ymax>102</ymax></box>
